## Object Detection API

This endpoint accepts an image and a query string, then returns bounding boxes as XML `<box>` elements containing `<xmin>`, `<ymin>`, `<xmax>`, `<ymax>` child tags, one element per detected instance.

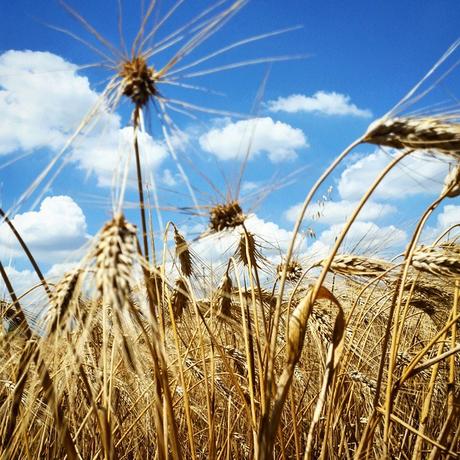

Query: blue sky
<box><xmin>0</xmin><ymin>0</ymin><xmax>459</xmax><ymax>294</ymax></box>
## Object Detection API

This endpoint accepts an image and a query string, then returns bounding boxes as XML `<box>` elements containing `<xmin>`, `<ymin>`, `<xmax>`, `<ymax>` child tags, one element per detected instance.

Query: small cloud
<box><xmin>161</xmin><ymin>169</ymin><xmax>178</xmax><ymax>187</ymax></box>
<box><xmin>241</xmin><ymin>181</ymin><xmax>259</xmax><ymax>193</ymax></box>
<box><xmin>268</xmin><ymin>91</ymin><xmax>372</xmax><ymax>117</ymax></box>
<box><xmin>199</xmin><ymin>117</ymin><xmax>308</xmax><ymax>163</ymax></box>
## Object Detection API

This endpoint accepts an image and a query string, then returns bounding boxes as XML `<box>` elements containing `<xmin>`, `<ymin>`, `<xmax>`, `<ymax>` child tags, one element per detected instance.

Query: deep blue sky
<box><xmin>0</xmin><ymin>0</ymin><xmax>459</xmax><ymax>278</ymax></box>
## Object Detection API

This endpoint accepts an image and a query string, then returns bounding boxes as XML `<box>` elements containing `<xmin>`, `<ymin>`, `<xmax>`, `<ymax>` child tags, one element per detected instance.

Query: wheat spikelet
<box><xmin>173</xmin><ymin>226</ymin><xmax>193</xmax><ymax>278</ymax></box>
<box><xmin>442</xmin><ymin>162</ymin><xmax>460</xmax><ymax>197</ymax></box>
<box><xmin>277</xmin><ymin>260</ymin><xmax>302</xmax><ymax>283</ymax></box>
<box><xmin>364</xmin><ymin>116</ymin><xmax>460</xmax><ymax>155</ymax></box>
<box><xmin>223</xmin><ymin>345</ymin><xmax>248</xmax><ymax>378</ymax></box>
<box><xmin>94</xmin><ymin>213</ymin><xmax>138</xmax><ymax>312</ymax></box>
<box><xmin>349</xmin><ymin>370</ymin><xmax>377</xmax><ymax>391</ymax></box>
<box><xmin>411</xmin><ymin>244</ymin><xmax>460</xmax><ymax>278</ymax></box>
<box><xmin>327</xmin><ymin>254</ymin><xmax>393</xmax><ymax>277</ymax></box>
<box><xmin>119</xmin><ymin>56</ymin><xmax>159</xmax><ymax>107</ymax></box>
<box><xmin>47</xmin><ymin>269</ymin><xmax>81</xmax><ymax>334</ymax></box>
<box><xmin>216</xmin><ymin>271</ymin><xmax>233</xmax><ymax>318</ymax></box>
<box><xmin>171</xmin><ymin>278</ymin><xmax>189</xmax><ymax>320</ymax></box>
<box><xmin>209</xmin><ymin>201</ymin><xmax>245</xmax><ymax>232</ymax></box>
<box><xmin>236</xmin><ymin>230</ymin><xmax>263</xmax><ymax>269</ymax></box>
<box><xmin>310</xmin><ymin>308</ymin><xmax>334</xmax><ymax>343</ymax></box>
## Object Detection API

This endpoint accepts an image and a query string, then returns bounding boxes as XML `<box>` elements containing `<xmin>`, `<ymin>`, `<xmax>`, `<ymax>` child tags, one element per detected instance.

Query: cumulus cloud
<box><xmin>0</xmin><ymin>195</ymin><xmax>90</xmax><ymax>262</ymax></box>
<box><xmin>285</xmin><ymin>199</ymin><xmax>396</xmax><ymax>225</ymax></box>
<box><xmin>0</xmin><ymin>50</ymin><xmax>102</xmax><ymax>154</ymax></box>
<box><xmin>338</xmin><ymin>149</ymin><xmax>452</xmax><ymax>201</ymax></box>
<box><xmin>72</xmin><ymin>127</ymin><xmax>169</xmax><ymax>187</ymax></box>
<box><xmin>0</xmin><ymin>50</ymin><xmax>168</xmax><ymax>187</ymax></box>
<box><xmin>268</xmin><ymin>91</ymin><xmax>372</xmax><ymax>117</ymax></box>
<box><xmin>199</xmin><ymin>117</ymin><xmax>308</xmax><ymax>163</ymax></box>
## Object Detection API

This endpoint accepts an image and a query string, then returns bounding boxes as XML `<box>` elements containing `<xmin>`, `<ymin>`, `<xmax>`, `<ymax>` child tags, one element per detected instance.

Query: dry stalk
<box><xmin>258</xmin><ymin>285</ymin><xmax>344</xmax><ymax>459</ymax></box>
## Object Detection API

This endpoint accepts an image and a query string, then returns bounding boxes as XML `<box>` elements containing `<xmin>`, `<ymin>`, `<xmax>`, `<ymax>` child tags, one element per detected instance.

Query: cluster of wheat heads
<box><xmin>1</xmin><ymin>2</ymin><xmax>460</xmax><ymax>459</ymax></box>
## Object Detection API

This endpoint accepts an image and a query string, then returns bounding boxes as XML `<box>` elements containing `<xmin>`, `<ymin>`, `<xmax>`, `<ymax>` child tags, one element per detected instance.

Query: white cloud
<box><xmin>0</xmin><ymin>50</ymin><xmax>168</xmax><ymax>188</ymax></box>
<box><xmin>1</xmin><ymin>266</ymin><xmax>37</xmax><ymax>298</ymax></box>
<box><xmin>285</xmin><ymin>199</ymin><xmax>396</xmax><ymax>225</ymax></box>
<box><xmin>422</xmin><ymin>204</ymin><xmax>460</xmax><ymax>243</ymax></box>
<box><xmin>191</xmin><ymin>213</ymin><xmax>302</xmax><ymax>265</ymax></box>
<box><xmin>0</xmin><ymin>50</ymin><xmax>101</xmax><ymax>154</ymax></box>
<box><xmin>435</xmin><ymin>204</ymin><xmax>460</xmax><ymax>231</ymax></box>
<box><xmin>338</xmin><ymin>150</ymin><xmax>452</xmax><ymax>201</ymax></box>
<box><xmin>72</xmin><ymin>127</ymin><xmax>169</xmax><ymax>188</ymax></box>
<box><xmin>199</xmin><ymin>117</ymin><xmax>308</xmax><ymax>163</ymax></box>
<box><xmin>268</xmin><ymin>91</ymin><xmax>372</xmax><ymax>117</ymax></box>
<box><xmin>161</xmin><ymin>169</ymin><xmax>178</xmax><ymax>187</ymax></box>
<box><xmin>309</xmin><ymin>221</ymin><xmax>407</xmax><ymax>259</ymax></box>
<box><xmin>0</xmin><ymin>196</ymin><xmax>89</xmax><ymax>262</ymax></box>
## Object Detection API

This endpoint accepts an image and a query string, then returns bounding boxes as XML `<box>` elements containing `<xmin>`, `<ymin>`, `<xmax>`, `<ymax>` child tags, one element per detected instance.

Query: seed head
<box><xmin>364</xmin><ymin>116</ymin><xmax>460</xmax><ymax>155</ymax></box>
<box><xmin>120</xmin><ymin>56</ymin><xmax>159</xmax><ymax>107</ymax></box>
<box><xmin>277</xmin><ymin>260</ymin><xmax>303</xmax><ymax>283</ymax></box>
<box><xmin>173</xmin><ymin>227</ymin><xmax>193</xmax><ymax>278</ymax></box>
<box><xmin>209</xmin><ymin>201</ymin><xmax>245</xmax><ymax>233</ymax></box>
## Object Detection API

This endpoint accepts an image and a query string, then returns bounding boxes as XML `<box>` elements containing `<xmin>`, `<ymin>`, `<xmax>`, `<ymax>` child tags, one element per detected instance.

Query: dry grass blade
<box><xmin>411</xmin><ymin>243</ymin><xmax>460</xmax><ymax>277</ymax></box>
<box><xmin>258</xmin><ymin>286</ymin><xmax>344</xmax><ymax>459</ymax></box>
<box><xmin>364</xmin><ymin>116</ymin><xmax>460</xmax><ymax>156</ymax></box>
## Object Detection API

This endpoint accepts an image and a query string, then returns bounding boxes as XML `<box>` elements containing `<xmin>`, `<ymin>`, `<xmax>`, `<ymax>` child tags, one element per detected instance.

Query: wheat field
<box><xmin>0</xmin><ymin>1</ymin><xmax>459</xmax><ymax>459</ymax></box>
